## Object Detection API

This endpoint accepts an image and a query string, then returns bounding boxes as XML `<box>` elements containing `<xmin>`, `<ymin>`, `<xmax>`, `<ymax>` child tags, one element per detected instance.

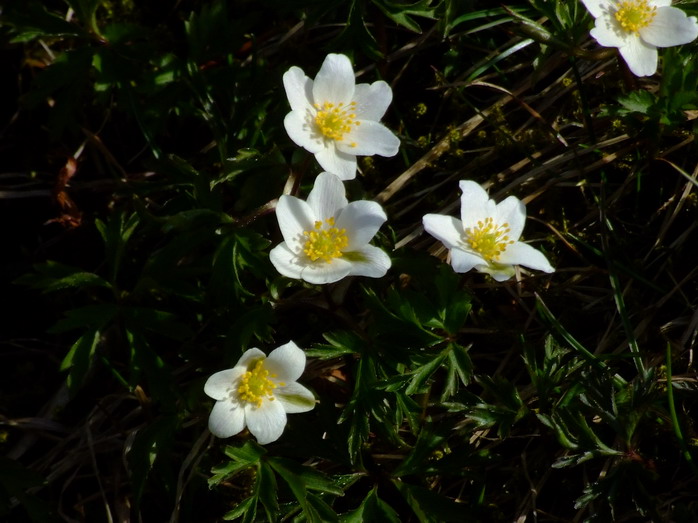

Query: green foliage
<box><xmin>4</xmin><ymin>0</ymin><xmax>698</xmax><ymax>520</ymax></box>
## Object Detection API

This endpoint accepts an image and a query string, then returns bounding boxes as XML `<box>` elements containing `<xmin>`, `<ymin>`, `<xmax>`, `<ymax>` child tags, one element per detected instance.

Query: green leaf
<box><xmin>209</xmin><ymin>441</ymin><xmax>267</xmax><ymax>487</ymax></box>
<box><xmin>1</xmin><ymin>1</ymin><xmax>87</xmax><ymax>42</ymax></box>
<box><xmin>371</xmin><ymin>0</ymin><xmax>437</xmax><ymax>33</ymax></box>
<box><xmin>223</xmin><ymin>496</ymin><xmax>257</xmax><ymax>521</ymax></box>
<box><xmin>15</xmin><ymin>260</ymin><xmax>110</xmax><ymax>293</ymax></box>
<box><xmin>60</xmin><ymin>329</ymin><xmax>100</xmax><ymax>392</ymax></box>
<box><xmin>127</xmin><ymin>415</ymin><xmax>179</xmax><ymax>506</ymax></box>
<box><xmin>617</xmin><ymin>90</ymin><xmax>656</xmax><ymax>115</ymax></box>
<box><xmin>257</xmin><ymin>461</ymin><xmax>279</xmax><ymax>522</ymax></box>
<box><xmin>49</xmin><ymin>304</ymin><xmax>118</xmax><ymax>333</ymax></box>
<box><xmin>392</xmin><ymin>480</ymin><xmax>466</xmax><ymax>522</ymax></box>
<box><xmin>267</xmin><ymin>458</ymin><xmax>321</xmax><ymax>523</ymax></box>
<box><xmin>340</xmin><ymin>487</ymin><xmax>400</xmax><ymax>523</ymax></box>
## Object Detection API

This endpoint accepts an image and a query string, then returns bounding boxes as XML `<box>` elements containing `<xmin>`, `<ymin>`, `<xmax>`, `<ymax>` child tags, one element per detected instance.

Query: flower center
<box><xmin>303</xmin><ymin>217</ymin><xmax>349</xmax><ymax>263</ymax></box>
<box><xmin>464</xmin><ymin>217</ymin><xmax>514</xmax><ymax>262</ymax></box>
<box><xmin>314</xmin><ymin>101</ymin><xmax>360</xmax><ymax>146</ymax></box>
<box><xmin>614</xmin><ymin>0</ymin><xmax>656</xmax><ymax>34</ymax></box>
<box><xmin>237</xmin><ymin>360</ymin><xmax>277</xmax><ymax>408</ymax></box>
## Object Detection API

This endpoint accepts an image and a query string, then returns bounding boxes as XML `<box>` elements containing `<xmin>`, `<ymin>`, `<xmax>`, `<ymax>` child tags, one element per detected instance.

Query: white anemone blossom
<box><xmin>204</xmin><ymin>341</ymin><xmax>315</xmax><ymax>444</ymax></box>
<box><xmin>282</xmin><ymin>53</ymin><xmax>400</xmax><ymax>180</ymax></box>
<box><xmin>270</xmin><ymin>172</ymin><xmax>391</xmax><ymax>284</ymax></box>
<box><xmin>422</xmin><ymin>180</ymin><xmax>554</xmax><ymax>282</ymax></box>
<box><xmin>581</xmin><ymin>0</ymin><xmax>698</xmax><ymax>77</ymax></box>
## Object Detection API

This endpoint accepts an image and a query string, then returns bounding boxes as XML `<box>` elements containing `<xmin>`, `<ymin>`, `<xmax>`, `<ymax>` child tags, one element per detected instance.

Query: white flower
<box><xmin>269</xmin><ymin>172</ymin><xmax>391</xmax><ymax>284</ymax></box>
<box><xmin>581</xmin><ymin>0</ymin><xmax>698</xmax><ymax>77</ymax></box>
<box><xmin>282</xmin><ymin>53</ymin><xmax>400</xmax><ymax>180</ymax></box>
<box><xmin>204</xmin><ymin>341</ymin><xmax>315</xmax><ymax>444</ymax></box>
<box><xmin>422</xmin><ymin>180</ymin><xmax>554</xmax><ymax>282</ymax></box>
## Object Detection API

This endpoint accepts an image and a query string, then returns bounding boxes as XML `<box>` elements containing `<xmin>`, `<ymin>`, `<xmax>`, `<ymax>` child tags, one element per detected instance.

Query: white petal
<box><xmin>208</xmin><ymin>400</ymin><xmax>246</xmax><ymax>438</ymax></box>
<box><xmin>495</xmin><ymin>196</ymin><xmax>526</xmax><ymax>241</ymax></box>
<box><xmin>352</xmin><ymin>81</ymin><xmax>393</xmax><ymax>121</ymax></box>
<box><xmin>589</xmin><ymin>16</ymin><xmax>628</xmax><ymax>49</ymax></box>
<box><xmin>236</xmin><ymin>348</ymin><xmax>267</xmax><ymax>369</ymax></box>
<box><xmin>450</xmin><ymin>247</ymin><xmax>487</xmax><ymax>274</ymax></box>
<box><xmin>640</xmin><ymin>7</ymin><xmax>698</xmax><ymax>47</ymax></box>
<box><xmin>619</xmin><ymin>36</ymin><xmax>658</xmax><ymax>77</ymax></box>
<box><xmin>344</xmin><ymin>245</ymin><xmax>391</xmax><ymax>278</ymax></box>
<box><xmin>284</xmin><ymin>111</ymin><xmax>324</xmax><ymax>154</ymax></box>
<box><xmin>652</xmin><ymin>0</ymin><xmax>672</xmax><ymax>7</ymax></box>
<box><xmin>422</xmin><ymin>214</ymin><xmax>464</xmax><ymax>250</ymax></box>
<box><xmin>499</xmin><ymin>242</ymin><xmax>555</xmax><ymax>273</ymax></box>
<box><xmin>314</xmin><ymin>145</ymin><xmax>357</xmax><ymax>181</ymax></box>
<box><xmin>269</xmin><ymin>242</ymin><xmax>305</xmax><ymax>280</ymax></box>
<box><xmin>337</xmin><ymin>120</ymin><xmax>400</xmax><ymax>157</ymax></box>
<box><xmin>459</xmin><ymin>180</ymin><xmax>493</xmax><ymax>229</ymax></box>
<box><xmin>204</xmin><ymin>368</ymin><xmax>241</xmax><ymax>401</ymax></box>
<box><xmin>283</xmin><ymin>66</ymin><xmax>314</xmax><ymax>112</ymax></box>
<box><xmin>312</xmin><ymin>54</ymin><xmax>355</xmax><ymax>105</ymax></box>
<box><xmin>480</xmin><ymin>263</ymin><xmax>517</xmax><ymax>282</ymax></box>
<box><xmin>245</xmin><ymin>400</ymin><xmax>287</xmax><ymax>445</ymax></box>
<box><xmin>580</xmin><ymin>0</ymin><xmax>611</xmax><ymax>18</ymax></box>
<box><xmin>276</xmin><ymin>195</ymin><xmax>315</xmax><ymax>251</ymax></box>
<box><xmin>336</xmin><ymin>200</ymin><xmax>387</xmax><ymax>250</ymax></box>
<box><xmin>265</xmin><ymin>341</ymin><xmax>306</xmax><ymax>383</ymax></box>
<box><xmin>276</xmin><ymin>382</ymin><xmax>316</xmax><ymax>413</ymax></box>
<box><xmin>307</xmin><ymin>172</ymin><xmax>348</xmax><ymax>220</ymax></box>
<box><xmin>300</xmin><ymin>257</ymin><xmax>353</xmax><ymax>284</ymax></box>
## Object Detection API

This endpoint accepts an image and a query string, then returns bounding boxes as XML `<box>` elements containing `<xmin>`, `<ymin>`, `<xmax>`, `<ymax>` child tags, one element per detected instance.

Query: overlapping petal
<box><xmin>245</xmin><ymin>400</ymin><xmax>287</xmax><ymax>445</ymax></box>
<box><xmin>314</xmin><ymin>146</ymin><xmax>357</xmax><ymax>181</ymax></box>
<box><xmin>336</xmin><ymin>200</ymin><xmax>387</xmax><ymax>251</ymax></box>
<box><xmin>422</xmin><ymin>214</ymin><xmax>463</xmax><ymax>250</ymax></box>
<box><xmin>265</xmin><ymin>341</ymin><xmax>306</xmax><ymax>383</ymax></box>
<box><xmin>276</xmin><ymin>382</ymin><xmax>317</xmax><ymax>413</ymax></box>
<box><xmin>276</xmin><ymin>196</ymin><xmax>315</xmax><ymax>251</ymax></box>
<box><xmin>300</xmin><ymin>258</ymin><xmax>354</xmax><ymax>284</ymax></box>
<box><xmin>312</xmin><ymin>53</ymin><xmax>355</xmax><ymax>105</ymax></box>
<box><xmin>640</xmin><ymin>6</ymin><xmax>698</xmax><ymax>47</ymax></box>
<box><xmin>345</xmin><ymin>245</ymin><xmax>391</xmax><ymax>278</ymax></box>
<box><xmin>208</xmin><ymin>400</ymin><xmax>246</xmax><ymax>438</ymax></box>
<box><xmin>307</xmin><ymin>172</ymin><xmax>348</xmax><ymax>220</ymax></box>
<box><xmin>338</xmin><ymin>120</ymin><xmax>401</xmax><ymax>157</ymax></box>
<box><xmin>353</xmin><ymin>81</ymin><xmax>393</xmax><ymax>120</ymax></box>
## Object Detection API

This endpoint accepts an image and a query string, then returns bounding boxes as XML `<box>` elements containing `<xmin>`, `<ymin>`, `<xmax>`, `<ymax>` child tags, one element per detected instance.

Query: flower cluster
<box><xmin>206</xmin><ymin>54</ymin><xmax>556</xmax><ymax>445</ymax></box>
<box><xmin>581</xmin><ymin>0</ymin><xmax>698</xmax><ymax>76</ymax></box>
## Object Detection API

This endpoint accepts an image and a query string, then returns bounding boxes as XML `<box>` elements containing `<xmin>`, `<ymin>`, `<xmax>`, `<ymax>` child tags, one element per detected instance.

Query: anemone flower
<box><xmin>270</xmin><ymin>171</ymin><xmax>391</xmax><ymax>284</ymax></box>
<box><xmin>282</xmin><ymin>53</ymin><xmax>400</xmax><ymax>180</ymax></box>
<box><xmin>422</xmin><ymin>180</ymin><xmax>554</xmax><ymax>282</ymax></box>
<box><xmin>205</xmin><ymin>341</ymin><xmax>315</xmax><ymax>444</ymax></box>
<box><xmin>581</xmin><ymin>0</ymin><xmax>698</xmax><ymax>76</ymax></box>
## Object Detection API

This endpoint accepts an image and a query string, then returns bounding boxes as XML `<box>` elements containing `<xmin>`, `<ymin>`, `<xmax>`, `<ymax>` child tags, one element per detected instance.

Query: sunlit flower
<box><xmin>282</xmin><ymin>53</ymin><xmax>400</xmax><ymax>180</ymax></box>
<box><xmin>205</xmin><ymin>341</ymin><xmax>315</xmax><ymax>444</ymax></box>
<box><xmin>422</xmin><ymin>180</ymin><xmax>554</xmax><ymax>282</ymax></box>
<box><xmin>581</xmin><ymin>0</ymin><xmax>698</xmax><ymax>76</ymax></box>
<box><xmin>270</xmin><ymin>171</ymin><xmax>391</xmax><ymax>284</ymax></box>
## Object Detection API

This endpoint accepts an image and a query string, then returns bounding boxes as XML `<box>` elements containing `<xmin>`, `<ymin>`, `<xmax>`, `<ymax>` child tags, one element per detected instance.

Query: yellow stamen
<box><xmin>302</xmin><ymin>217</ymin><xmax>349</xmax><ymax>263</ymax></box>
<box><xmin>614</xmin><ymin>0</ymin><xmax>656</xmax><ymax>34</ymax></box>
<box><xmin>464</xmin><ymin>217</ymin><xmax>514</xmax><ymax>262</ymax></box>
<box><xmin>314</xmin><ymin>101</ymin><xmax>361</xmax><ymax>142</ymax></box>
<box><xmin>237</xmin><ymin>360</ymin><xmax>276</xmax><ymax>408</ymax></box>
